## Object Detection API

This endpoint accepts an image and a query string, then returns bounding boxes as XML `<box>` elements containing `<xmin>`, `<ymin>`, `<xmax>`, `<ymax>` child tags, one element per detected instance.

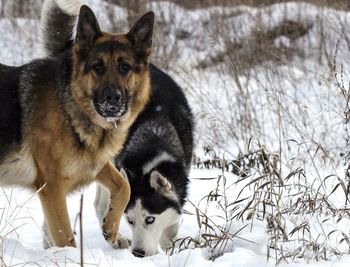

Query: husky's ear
<box><xmin>150</xmin><ymin>171</ymin><xmax>178</xmax><ymax>201</ymax></box>
<box><xmin>120</xmin><ymin>167</ymin><xmax>128</xmax><ymax>180</ymax></box>
<box><xmin>75</xmin><ymin>5</ymin><xmax>101</xmax><ymax>55</ymax></box>
<box><xmin>127</xmin><ymin>11</ymin><xmax>155</xmax><ymax>58</ymax></box>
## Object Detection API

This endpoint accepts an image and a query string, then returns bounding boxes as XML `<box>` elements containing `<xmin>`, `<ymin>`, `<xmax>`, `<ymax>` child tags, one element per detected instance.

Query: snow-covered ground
<box><xmin>2</xmin><ymin>0</ymin><xmax>350</xmax><ymax>266</ymax></box>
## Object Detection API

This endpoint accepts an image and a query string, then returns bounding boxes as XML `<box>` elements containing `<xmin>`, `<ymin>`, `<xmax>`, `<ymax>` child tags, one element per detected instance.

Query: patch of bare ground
<box><xmin>198</xmin><ymin>20</ymin><xmax>312</xmax><ymax>72</ymax></box>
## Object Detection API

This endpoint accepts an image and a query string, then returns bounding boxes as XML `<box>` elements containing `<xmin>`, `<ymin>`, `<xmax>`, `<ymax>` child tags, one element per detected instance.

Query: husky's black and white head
<box><xmin>123</xmin><ymin>164</ymin><xmax>186</xmax><ymax>257</ymax></box>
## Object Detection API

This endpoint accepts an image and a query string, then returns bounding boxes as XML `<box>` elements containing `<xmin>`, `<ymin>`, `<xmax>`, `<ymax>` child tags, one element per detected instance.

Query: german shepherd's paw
<box><xmin>102</xmin><ymin>227</ymin><xmax>130</xmax><ymax>249</ymax></box>
<box><xmin>111</xmin><ymin>234</ymin><xmax>130</xmax><ymax>249</ymax></box>
<box><xmin>102</xmin><ymin>227</ymin><xmax>113</xmax><ymax>241</ymax></box>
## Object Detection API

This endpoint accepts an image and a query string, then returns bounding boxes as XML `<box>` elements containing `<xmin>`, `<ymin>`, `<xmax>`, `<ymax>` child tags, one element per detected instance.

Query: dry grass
<box><xmin>0</xmin><ymin>188</ymin><xmax>42</xmax><ymax>267</ymax></box>
<box><xmin>172</xmin><ymin>138</ymin><xmax>350</xmax><ymax>263</ymax></box>
<box><xmin>108</xmin><ymin>0</ymin><xmax>350</xmax><ymax>10</ymax></box>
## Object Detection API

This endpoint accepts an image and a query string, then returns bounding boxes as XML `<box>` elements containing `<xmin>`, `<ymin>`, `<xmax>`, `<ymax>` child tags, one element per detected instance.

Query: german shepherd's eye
<box><xmin>91</xmin><ymin>61</ymin><xmax>105</xmax><ymax>75</ymax></box>
<box><xmin>145</xmin><ymin>216</ymin><xmax>155</xmax><ymax>225</ymax></box>
<box><xmin>118</xmin><ymin>61</ymin><xmax>132</xmax><ymax>75</ymax></box>
<box><xmin>127</xmin><ymin>217</ymin><xmax>134</xmax><ymax>225</ymax></box>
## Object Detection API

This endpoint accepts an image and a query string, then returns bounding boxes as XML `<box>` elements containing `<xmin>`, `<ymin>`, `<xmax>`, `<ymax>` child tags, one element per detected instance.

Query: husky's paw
<box><xmin>43</xmin><ymin>237</ymin><xmax>53</xmax><ymax>249</ymax></box>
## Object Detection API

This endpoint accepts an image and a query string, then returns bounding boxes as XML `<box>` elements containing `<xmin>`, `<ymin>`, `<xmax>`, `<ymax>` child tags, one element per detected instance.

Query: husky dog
<box><xmin>0</xmin><ymin>2</ymin><xmax>154</xmax><ymax>248</ymax></box>
<box><xmin>40</xmin><ymin>0</ymin><xmax>194</xmax><ymax>257</ymax></box>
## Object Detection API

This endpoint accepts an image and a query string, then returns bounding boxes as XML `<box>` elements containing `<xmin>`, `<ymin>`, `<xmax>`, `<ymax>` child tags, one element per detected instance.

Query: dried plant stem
<box><xmin>79</xmin><ymin>194</ymin><xmax>84</xmax><ymax>267</ymax></box>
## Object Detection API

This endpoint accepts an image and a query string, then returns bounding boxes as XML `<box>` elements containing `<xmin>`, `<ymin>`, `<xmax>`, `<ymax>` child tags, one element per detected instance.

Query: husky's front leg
<box><xmin>42</xmin><ymin>219</ymin><xmax>53</xmax><ymax>248</ymax></box>
<box><xmin>39</xmin><ymin>185</ymin><xmax>76</xmax><ymax>247</ymax></box>
<box><xmin>96</xmin><ymin>162</ymin><xmax>130</xmax><ymax>248</ymax></box>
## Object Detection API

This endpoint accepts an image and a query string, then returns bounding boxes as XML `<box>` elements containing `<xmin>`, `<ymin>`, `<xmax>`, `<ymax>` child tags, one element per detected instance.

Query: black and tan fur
<box><xmin>39</xmin><ymin>0</ymin><xmax>194</xmax><ymax>257</ymax></box>
<box><xmin>0</xmin><ymin>5</ymin><xmax>154</xmax><ymax>248</ymax></box>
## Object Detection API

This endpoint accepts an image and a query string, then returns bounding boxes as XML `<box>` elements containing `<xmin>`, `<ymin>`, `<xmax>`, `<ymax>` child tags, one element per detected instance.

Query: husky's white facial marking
<box><xmin>125</xmin><ymin>199</ymin><xmax>180</xmax><ymax>257</ymax></box>
<box><xmin>142</xmin><ymin>152</ymin><xmax>175</xmax><ymax>175</ymax></box>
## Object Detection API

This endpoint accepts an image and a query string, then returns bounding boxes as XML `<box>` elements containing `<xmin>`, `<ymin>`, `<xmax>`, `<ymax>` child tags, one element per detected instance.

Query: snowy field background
<box><xmin>2</xmin><ymin>0</ymin><xmax>350</xmax><ymax>266</ymax></box>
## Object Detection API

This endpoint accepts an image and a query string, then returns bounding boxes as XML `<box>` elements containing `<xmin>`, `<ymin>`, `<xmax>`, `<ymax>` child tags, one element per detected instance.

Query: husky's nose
<box><xmin>103</xmin><ymin>87</ymin><xmax>122</xmax><ymax>106</ymax></box>
<box><xmin>132</xmin><ymin>249</ymin><xmax>145</xmax><ymax>258</ymax></box>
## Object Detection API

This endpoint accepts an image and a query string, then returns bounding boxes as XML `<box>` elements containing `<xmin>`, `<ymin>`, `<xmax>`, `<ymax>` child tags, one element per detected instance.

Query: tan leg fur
<box><xmin>96</xmin><ymin>162</ymin><xmax>131</xmax><ymax>246</ymax></box>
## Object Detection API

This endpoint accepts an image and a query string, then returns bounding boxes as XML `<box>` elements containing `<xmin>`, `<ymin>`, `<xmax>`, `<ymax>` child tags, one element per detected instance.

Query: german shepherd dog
<box><xmin>0</xmin><ymin>3</ymin><xmax>154</xmax><ymax>248</ymax></box>
<box><xmin>40</xmin><ymin>0</ymin><xmax>194</xmax><ymax>257</ymax></box>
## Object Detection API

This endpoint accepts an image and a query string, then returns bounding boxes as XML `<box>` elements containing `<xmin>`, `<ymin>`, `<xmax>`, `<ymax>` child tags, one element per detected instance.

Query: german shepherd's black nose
<box><xmin>94</xmin><ymin>86</ymin><xmax>128</xmax><ymax>118</ymax></box>
<box><xmin>103</xmin><ymin>87</ymin><xmax>121</xmax><ymax>106</ymax></box>
<box><xmin>132</xmin><ymin>249</ymin><xmax>145</xmax><ymax>257</ymax></box>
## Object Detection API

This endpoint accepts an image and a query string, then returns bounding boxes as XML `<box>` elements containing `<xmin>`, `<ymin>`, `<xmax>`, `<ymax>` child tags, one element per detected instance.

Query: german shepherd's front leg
<box><xmin>96</xmin><ymin>162</ymin><xmax>131</xmax><ymax>248</ymax></box>
<box><xmin>39</xmin><ymin>185</ymin><xmax>76</xmax><ymax>247</ymax></box>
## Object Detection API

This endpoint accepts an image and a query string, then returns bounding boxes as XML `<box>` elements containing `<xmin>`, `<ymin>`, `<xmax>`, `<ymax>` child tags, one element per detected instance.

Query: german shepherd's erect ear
<box><xmin>75</xmin><ymin>5</ymin><xmax>102</xmax><ymax>56</ymax></box>
<box><xmin>127</xmin><ymin>11</ymin><xmax>155</xmax><ymax>58</ymax></box>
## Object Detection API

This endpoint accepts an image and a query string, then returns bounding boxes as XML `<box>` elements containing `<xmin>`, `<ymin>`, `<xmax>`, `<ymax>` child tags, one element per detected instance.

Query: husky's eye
<box><xmin>145</xmin><ymin>216</ymin><xmax>155</xmax><ymax>225</ymax></box>
<box><xmin>127</xmin><ymin>217</ymin><xmax>134</xmax><ymax>225</ymax></box>
<box><xmin>118</xmin><ymin>61</ymin><xmax>132</xmax><ymax>75</ymax></box>
<box><xmin>91</xmin><ymin>61</ymin><xmax>105</xmax><ymax>75</ymax></box>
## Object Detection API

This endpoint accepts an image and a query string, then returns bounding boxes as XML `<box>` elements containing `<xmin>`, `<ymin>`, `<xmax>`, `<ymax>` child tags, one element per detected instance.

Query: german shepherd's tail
<box><xmin>39</xmin><ymin>0</ymin><xmax>83</xmax><ymax>57</ymax></box>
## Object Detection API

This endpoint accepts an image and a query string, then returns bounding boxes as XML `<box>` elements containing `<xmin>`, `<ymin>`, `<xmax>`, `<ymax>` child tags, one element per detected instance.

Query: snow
<box><xmin>2</xmin><ymin>171</ymin><xmax>350</xmax><ymax>266</ymax></box>
<box><xmin>2</xmin><ymin>0</ymin><xmax>350</xmax><ymax>266</ymax></box>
